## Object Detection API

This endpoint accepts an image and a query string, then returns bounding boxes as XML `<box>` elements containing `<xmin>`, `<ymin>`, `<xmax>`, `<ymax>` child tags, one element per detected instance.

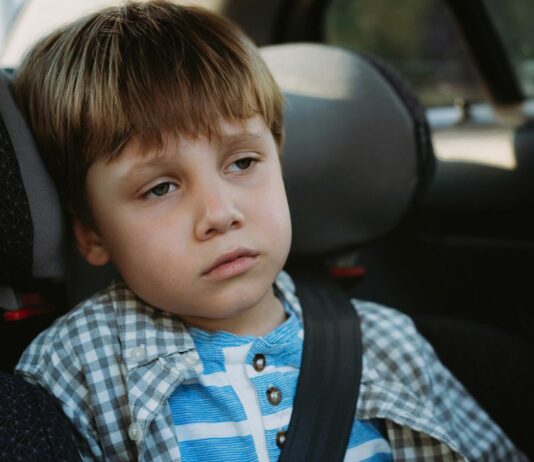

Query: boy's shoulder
<box><xmin>15</xmin><ymin>281</ymin><xmax>191</xmax><ymax>382</ymax></box>
<box><xmin>275</xmin><ymin>272</ymin><xmax>432</xmax><ymax>387</ymax></box>
<box><xmin>15</xmin><ymin>281</ymin><xmax>129</xmax><ymax>378</ymax></box>
<box><xmin>276</xmin><ymin>271</ymin><xmax>424</xmax><ymax>364</ymax></box>
<box><xmin>353</xmin><ymin>299</ymin><xmax>433</xmax><ymax>387</ymax></box>
<box><xmin>22</xmin><ymin>281</ymin><xmax>130</xmax><ymax>346</ymax></box>
<box><xmin>355</xmin><ymin>299</ymin><xmax>423</xmax><ymax>354</ymax></box>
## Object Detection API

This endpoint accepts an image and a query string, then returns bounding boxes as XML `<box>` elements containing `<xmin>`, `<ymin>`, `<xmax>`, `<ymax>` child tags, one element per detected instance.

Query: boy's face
<box><xmin>76</xmin><ymin>115</ymin><xmax>292</xmax><ymax>333</ymax></box>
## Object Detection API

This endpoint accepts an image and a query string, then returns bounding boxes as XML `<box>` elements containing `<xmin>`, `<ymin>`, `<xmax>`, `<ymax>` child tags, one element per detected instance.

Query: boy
<box><xmin>14</xmin><ymin>1</ymin><xmax>524</xmax><ymax>461</ymax></box>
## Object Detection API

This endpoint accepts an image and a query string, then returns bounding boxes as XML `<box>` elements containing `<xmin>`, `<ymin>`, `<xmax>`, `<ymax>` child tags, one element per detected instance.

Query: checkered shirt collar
<box><xmin>112</xmin><ymin>271</ymin><xmax>301</xmax><ymax>374</ymax></box>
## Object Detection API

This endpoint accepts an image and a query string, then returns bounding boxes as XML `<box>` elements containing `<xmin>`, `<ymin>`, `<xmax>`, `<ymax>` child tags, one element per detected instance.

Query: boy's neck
<box><xmin>181</xmin><ymin>287</ymin><xmax>287</xmax><ymax>337</ymax></box>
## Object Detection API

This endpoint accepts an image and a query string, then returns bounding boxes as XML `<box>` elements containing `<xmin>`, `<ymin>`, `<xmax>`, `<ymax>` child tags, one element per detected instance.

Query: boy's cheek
<box><xmin>263</xmin><ymin>199</ymin><xmax>292</xmax><ymax>262</ymax></box>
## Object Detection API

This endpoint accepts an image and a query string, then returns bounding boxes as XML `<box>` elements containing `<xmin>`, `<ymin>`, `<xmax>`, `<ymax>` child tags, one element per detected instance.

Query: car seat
<box><xmin>0</xmin><ymin>43</ymin><xmax>532</xmax><ymax>458</ymax></box>
<box><xmin>0</xmin><ymin>69</ymin><xmax>80</xmax><ymax>460</ymax></box>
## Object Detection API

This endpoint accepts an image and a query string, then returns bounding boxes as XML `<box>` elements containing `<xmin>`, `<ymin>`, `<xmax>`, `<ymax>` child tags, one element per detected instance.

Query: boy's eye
<box><xmin>227</xmin><ymin>157</ymin><xmax>257</xmax><ymax>173</ymax></box>
<box><xmin>144</xmin><ymin>182</ymin><xmax>177</xmax><ymax>199</ymax></box>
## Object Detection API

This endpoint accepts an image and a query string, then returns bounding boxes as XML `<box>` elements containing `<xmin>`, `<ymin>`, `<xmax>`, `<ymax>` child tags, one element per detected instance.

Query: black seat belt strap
<box><xmin>278</xmin><ymin>269</ymin><xmax>363</xmax><ymax>462</ymax></box>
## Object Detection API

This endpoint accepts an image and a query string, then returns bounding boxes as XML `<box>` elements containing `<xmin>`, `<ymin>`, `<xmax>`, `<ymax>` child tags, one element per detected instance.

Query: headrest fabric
<box><xmin>261</xmin><ymin>44</ymin><xmax>434</xmax><ymax>255</ymax></box>
<box><xmin>0</xmin><ymin>70</ymin><xmax>65</xmax><ymax>283</ymax></box>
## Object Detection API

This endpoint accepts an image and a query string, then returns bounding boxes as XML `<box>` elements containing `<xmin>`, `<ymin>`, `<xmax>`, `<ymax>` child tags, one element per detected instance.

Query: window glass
<box><xmin>485</xmin><ymin>0</ymin><xmax>534</xmax><ymax>98</ymax></box>
<box><xmin>0</xmin><ymin>0</ymin><xmax>26</xmax><ymax>47</ymax></box>
<box><xmin>324</xmin><ymin>0</ymin><xmax>485</xmax><ymax>107</ymax></box>
<box><xmin>0</xmin><ymin>0</ymin><xmax>222</xmax><ymax>67</ymax></box>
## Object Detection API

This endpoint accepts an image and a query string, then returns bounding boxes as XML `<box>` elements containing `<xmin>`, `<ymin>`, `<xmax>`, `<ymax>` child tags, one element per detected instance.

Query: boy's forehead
<box><xmin>111</xmin><ymin>115</ymin><xmax>270</xmax><ymax>164</ymax></box>
<box><xmin>218</xmin><ymin>115</ymin><xmax>268</xmax><ymax>136</ymax></box>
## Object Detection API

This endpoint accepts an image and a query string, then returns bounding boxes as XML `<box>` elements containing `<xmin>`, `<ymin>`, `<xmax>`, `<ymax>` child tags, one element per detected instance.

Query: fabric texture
<box><xmin>16</xmin><ymin>271</ymin><xmax>526</xmax><ymax>461</ymax></box>
<box><xmin>0</xmin><ymin>68</ymin><xmax>65</xmax><ymax>282</ymax></box>
<box><xmin>261</xmin><ymin>44</ymin><xmax>421</xmax><ymax>255</ymax></box>
<box><xmin>0</xmin><ymin>371</ymin><xmax>80</xmax><ymax>461</ymax></box>
<box><xmin>0</xmin><ymin>103</ymin><xmax>32</xmax><ymax>284</ymax></box>
<box><xmin>413</xmin><ymin>315</ymin><xmax>534</xmax><ymax>457</ymax></box>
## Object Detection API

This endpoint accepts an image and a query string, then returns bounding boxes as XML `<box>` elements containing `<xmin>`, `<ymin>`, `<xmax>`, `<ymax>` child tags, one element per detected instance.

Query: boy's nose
<box><xmin>194</xmin><ymin>187</ymin><xmax>244</xmax><ymax>240</ymax></box>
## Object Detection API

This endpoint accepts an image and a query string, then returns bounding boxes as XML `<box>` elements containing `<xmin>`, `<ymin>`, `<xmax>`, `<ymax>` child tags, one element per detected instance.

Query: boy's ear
<box><xmin>73</xmin><ymin>219</ymin><xmax>110</xmax><ymax>266</ymax></box>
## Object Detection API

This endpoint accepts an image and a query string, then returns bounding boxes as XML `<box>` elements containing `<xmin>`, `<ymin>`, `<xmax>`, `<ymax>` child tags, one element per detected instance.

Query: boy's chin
<box><xmin>171</xmin><ymin>278</ymin><xmax>281</xmax><ymax>334</ymax></box>
<box><xmin>197</xmin><ymin>281</ymin><xmax>274</xmax><ymax>316</ymax></box>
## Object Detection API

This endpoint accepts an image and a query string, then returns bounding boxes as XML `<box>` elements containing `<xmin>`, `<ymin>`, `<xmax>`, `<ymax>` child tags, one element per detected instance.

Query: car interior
<box><xmin>0</xmin><ymin>0</ymin><xmax>533</xmax><ymax>459</ymax></box>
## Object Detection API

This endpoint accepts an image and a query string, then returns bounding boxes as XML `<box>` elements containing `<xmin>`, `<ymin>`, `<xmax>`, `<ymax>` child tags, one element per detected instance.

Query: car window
<box><xmin>485</xmin><ymin>0</ymin><xmax>534</xmax><ymax>98</ymax></box>
<box><xmin>0</xmin><ymin>0</ymin><xmax>25</xmax><ymax>46</ymax></box>
<box><xmin>324</xmin><ymin>0</ymin><xmax>486</xmax><ymax>107</ymax></box>
<box><xmin>0</xmin><ymin>0</ymin><xmax>124</xmax><ymax>67</ymax></box>
<box><xmin>0</xmin><ymin>0</ymin><xmax>222</xmax><ymax>68</ymax></box>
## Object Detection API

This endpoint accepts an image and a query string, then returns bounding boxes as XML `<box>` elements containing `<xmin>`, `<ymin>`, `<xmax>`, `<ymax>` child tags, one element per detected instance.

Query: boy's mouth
<box><xmin>202</xmin><ymin>248</ymin><xmax>259</xmax><ymax>280</ymax></box>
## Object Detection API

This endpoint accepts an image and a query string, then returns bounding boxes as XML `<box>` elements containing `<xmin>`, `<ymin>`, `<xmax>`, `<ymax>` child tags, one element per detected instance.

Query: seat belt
<box><xmin>278</xmin><ymin>267</ymin><xmax>363</xmax><ymax>462</ymax></box>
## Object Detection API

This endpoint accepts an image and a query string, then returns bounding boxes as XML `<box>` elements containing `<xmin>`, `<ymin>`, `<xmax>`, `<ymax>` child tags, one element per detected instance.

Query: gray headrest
<box><xmin>261</xmin><ymin>44</ymin><xmax>434</xmax><ymax>256</ymax></box>
<box><xmin>0</xmin><ymin>69</ymin><xmax>65</xmax><ymax>284</ymax></box>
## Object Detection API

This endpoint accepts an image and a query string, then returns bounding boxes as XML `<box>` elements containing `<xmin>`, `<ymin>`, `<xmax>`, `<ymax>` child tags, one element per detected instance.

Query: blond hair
<box><xmin>14</xmin><ymin>1</ymin><xmax>284</xmax><ymax>223</ymax></box>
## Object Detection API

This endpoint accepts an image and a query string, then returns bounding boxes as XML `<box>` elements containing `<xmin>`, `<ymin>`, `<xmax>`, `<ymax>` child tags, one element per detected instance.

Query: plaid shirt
<box><xmin>16</xmin><ymin>271</ymin><xmax>525</xmax><ymax>461</ymax></box>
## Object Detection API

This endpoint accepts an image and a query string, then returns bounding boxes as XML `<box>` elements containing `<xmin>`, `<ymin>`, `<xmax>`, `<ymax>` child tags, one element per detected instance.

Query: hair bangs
<box><xmin>85</xmin><ymin>3</ymin><xmax>283</xmax><ymax>161</ymax></box>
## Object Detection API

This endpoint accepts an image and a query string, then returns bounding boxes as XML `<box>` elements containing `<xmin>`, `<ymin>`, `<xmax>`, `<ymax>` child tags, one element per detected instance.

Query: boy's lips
<box><xmin>202</xmin><ymin>248</ymin><xmax>259</xmax><ymax>280</ymax></box>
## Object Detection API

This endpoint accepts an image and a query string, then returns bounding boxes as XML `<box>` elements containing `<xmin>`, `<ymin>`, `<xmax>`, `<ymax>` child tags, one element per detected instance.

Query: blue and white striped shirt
<box><xmin>169</xmin><ymin>294</ymin><xmax>392</xmax><ymax>462</ymax></box>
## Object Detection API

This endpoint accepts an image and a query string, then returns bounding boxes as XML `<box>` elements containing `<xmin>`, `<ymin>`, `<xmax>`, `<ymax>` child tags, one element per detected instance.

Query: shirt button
<box><xmin>267</xmin><ymin>386</ymin><xmax>282</xmax><ymax>405</ymax></box>
<box><xmin>276</xmin><ymin>430</ymin><xmax>286</xmax><ymax>449</ymax></box>
<box><xmin>129</xmin><ymin>346</ymin><xmax>146</xmax><ymax>362</ymax></box>
<box><xmin>128</xmin><ymin>422</ymin><xmax>142</xmax><ymax>441</ymax></box>
<box><xmin>253</xmin><ymin>353</ymin><xmax>266</xmax><ymax>372</ymax></box>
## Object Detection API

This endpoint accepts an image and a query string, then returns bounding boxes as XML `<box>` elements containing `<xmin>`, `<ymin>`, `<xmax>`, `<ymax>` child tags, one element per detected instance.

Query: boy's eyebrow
<box><xmin>118</xmin><ymin>154</ymin><xmax>178</xmax><ymax>180</ymax></box>
<box><xmin>218</xmin><ymin>131</ymin><xmax>265</xmax><ymax>149</ymax></box>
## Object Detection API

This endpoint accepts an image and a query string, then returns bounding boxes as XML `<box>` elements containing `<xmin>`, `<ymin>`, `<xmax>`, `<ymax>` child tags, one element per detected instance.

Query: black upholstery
<box><xmin>0</xmin><ymin>372</ymin><xmax>80</xmax><ymax>461</ymax></box>
<box><xmin>414</xmin><ymin>316</ymin><xmax>534</xmax><ymax>458</ymax></box>
<box><xmin>0</xmin><ymin>68</ymin><xmax>65</xmax><ymax>285</ymax></box>
<box><xmin>0</xmin><ymin>88</ymin><xmax>33</xmax><ymax>285</ymax></box>
<box><xmin>0</xmin><ymin>68</ymin><xmax>68</xmax><ymax>375</ymax></box>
